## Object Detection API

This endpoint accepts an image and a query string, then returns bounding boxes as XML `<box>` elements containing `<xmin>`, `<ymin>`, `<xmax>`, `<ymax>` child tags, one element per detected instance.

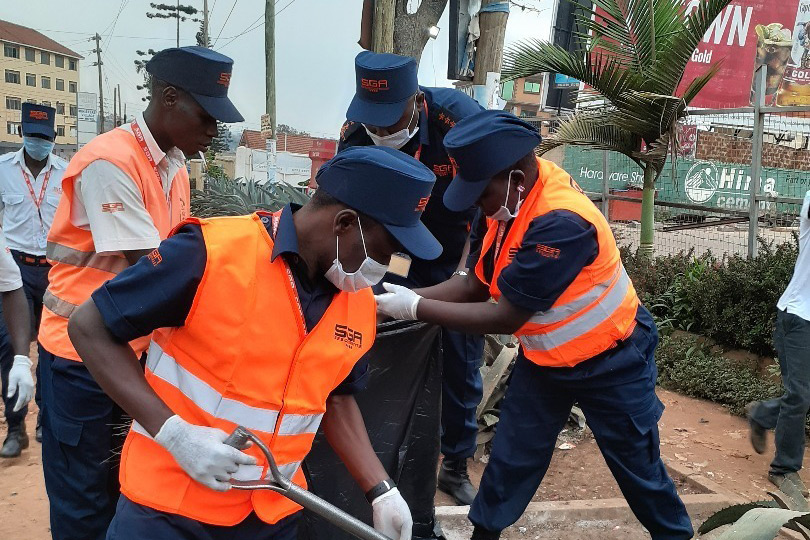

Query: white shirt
<box><xmin>71</xmin><ymin>113</ymin><xmax>186</xmax><ymax>254</ymax></box>
<box><xmin>0</xmin><ymin>230</ymin><xmax>23</xmax><ymax>292</ymax></box>
<box><xmin>777</xmin><ymin>190</ymin><xmax>810</xmax><ymax>321</ymax></box>
<box><xmin>0</xmin><ymin>148</ymin><xmax>67</xmax><ymax>256</ymax></box>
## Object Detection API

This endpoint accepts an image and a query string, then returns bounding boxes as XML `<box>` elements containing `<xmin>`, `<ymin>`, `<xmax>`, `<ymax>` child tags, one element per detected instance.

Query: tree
<box><xmin>276</xmin><ymin>124</ymin><xmax>310</xmax><ymax>137</ymax></box>
<box><xmin>503</xmin><ymin>0</ymin><xmax>732</xmax><ymax>255</ymax></box>
<box><xmin>393</xmin><ymin>0</ymin><xmax>448</xmax><ymax>60</ymax></box>
<box><xmin>134</xmin><ymin>48</ymin><xmax>158</xmax><ymax>102</ymax></box>
<box><xmin>147</xmin><ymin>2</ymin><xmax>201</xmax><ymax>47</ymax></box>
<box><xmin>210</xmin><ymin>123</ymin><xmax>233</xmax><ymax>155</ymax></box>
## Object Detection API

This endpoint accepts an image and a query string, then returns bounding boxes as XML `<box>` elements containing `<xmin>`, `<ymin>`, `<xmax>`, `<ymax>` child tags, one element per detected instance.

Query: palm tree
<box><xmin>192</xmin><ymin>174</ymin><xmax>310</xmax><ymax>218</ymax></box>
<box><xmin>503</xmin><ymin>0</ymin><xmax>732</xmax><ymax>255</ymax></box>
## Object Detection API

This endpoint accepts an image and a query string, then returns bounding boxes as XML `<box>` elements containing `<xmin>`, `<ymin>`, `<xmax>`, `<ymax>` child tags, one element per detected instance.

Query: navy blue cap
<box><xmin>146</xmin><ymin>46</ymin><xmax>243</xmax><ymax>123</ymax></box>
<box><xmin>443</xmin><ymin>110</ymin><xmax>542</xmax><ymax>212</ymax></box>
<box><xmin>21</xmin><ymin>103</ymin><xmax>55</xmax><ymax>139</ymax></box>
<box><xmin>316</xmin><ymin>146</ymin><xmax>442</xmax><ymax>260</ymax></box>
<box><xmin>346</xmin><ymin>51</ymin><xmax>418</xmax><ymax>128</ymax></box>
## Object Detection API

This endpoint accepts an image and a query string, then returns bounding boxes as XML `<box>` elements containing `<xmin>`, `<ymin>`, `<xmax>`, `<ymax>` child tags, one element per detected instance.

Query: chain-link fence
<box><xmin>531</xmin><ymin>82</ymin><xmax>809</xmax><ymax>258</ymax></box>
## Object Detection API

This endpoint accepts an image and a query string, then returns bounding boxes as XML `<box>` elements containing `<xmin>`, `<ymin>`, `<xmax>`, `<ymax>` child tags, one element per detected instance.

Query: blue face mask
<box><xmin>23</xmin><ymin>137</ymin><xmax>54</xmax><ymax>161</ymax></box>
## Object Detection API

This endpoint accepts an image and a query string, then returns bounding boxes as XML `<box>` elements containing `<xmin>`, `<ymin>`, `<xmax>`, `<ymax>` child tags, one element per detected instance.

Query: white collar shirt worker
<box><xmin>0</xmin><ymin>148</ymin><xmax>67</xmax><ymax>256</ymax></box>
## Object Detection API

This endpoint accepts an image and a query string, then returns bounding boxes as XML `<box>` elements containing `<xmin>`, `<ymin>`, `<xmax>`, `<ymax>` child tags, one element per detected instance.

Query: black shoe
<box><xmin>471</xmin><ymin>526</ymin><xmax>501</xmax><ymax>540</ymax></box>
<box><xmin>35</xmin><ymin>411</ymin><xmax>42</xmax><ymax>443</ymax></box>
<box><xmin>438</xmin><ymin>458</ymin><xmax>478</xmax><ymax>506</ymax></box>
<box><xmin>770</xmin><ymin>473</ymin><xmax>810</xmax><ymax>511</ymax></box>
<box><xmin>745</xmin><ymin>402</ymin><xmax>767</xmax><ymax>454</ymax></box>
<box><xmin>0</xmin><ymin>428</ymin><xmax>30</xmax><ymax>458</ymax></box>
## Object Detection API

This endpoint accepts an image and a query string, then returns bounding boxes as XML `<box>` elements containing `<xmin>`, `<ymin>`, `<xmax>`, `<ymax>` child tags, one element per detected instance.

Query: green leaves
<box><xmin>191</xmin><ymin>175</ymin><xmax>311</xmax><ymax>218</ymax></box>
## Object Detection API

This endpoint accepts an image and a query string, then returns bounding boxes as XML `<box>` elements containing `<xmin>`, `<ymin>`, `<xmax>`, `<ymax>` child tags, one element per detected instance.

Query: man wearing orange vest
<box><xmin>38</xmin><ymin>46</ymin><xmax>243</xmax><ymax>540</ymax></box>
<box><xmin>376</xmin><ymin>111</ymin><xmax>693</xmax><ymax>540</ymax></box>
<box><xmin>67</xmin><ymin>146</ymin><xmax>437</xmax><ymax>540</ymax></box>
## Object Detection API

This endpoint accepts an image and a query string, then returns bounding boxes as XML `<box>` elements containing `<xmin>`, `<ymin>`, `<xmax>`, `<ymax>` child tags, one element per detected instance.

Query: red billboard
<box><xmin>677</xmin><ymin>0</ymin><xmax>810</xmax><ymax>108</ymax></box>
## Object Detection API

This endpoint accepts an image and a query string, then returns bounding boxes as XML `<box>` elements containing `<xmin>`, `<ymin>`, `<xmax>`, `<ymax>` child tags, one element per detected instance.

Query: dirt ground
<box><xmin>1</xmin><ymin>388</ymin><xmax>806</xmax><ymax>539</ymax></box>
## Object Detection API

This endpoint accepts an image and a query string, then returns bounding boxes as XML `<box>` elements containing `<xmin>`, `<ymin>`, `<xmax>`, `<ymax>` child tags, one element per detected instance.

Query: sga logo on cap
<box><xmin>361</xmin><ymin>78</ymin><xmax>389</xmax><ymax>93</ymax></box>
<box><xmin>415</xmin><ymin>196</ymin><xmax>430</xmax><ymax>212</ymax></box>
<box><xmin>29</xmin><ymin>110</ymin><xmax>49</xmax><ymax>120</ymax></box>
<box><xmin>217</xmin><ymin>72</ymin><xmax>231</xmax><ymax>87</ymax></box>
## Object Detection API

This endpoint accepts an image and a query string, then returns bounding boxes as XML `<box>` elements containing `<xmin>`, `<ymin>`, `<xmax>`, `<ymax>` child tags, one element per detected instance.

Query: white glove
<box><xmin>372</xmin><ymin>488</ymin><xmax>412</xmax><ymax>540</ymax></box>
<box><xmin>154</xmin><ymin>415</ymin><xmax>257</xmax><ymax>492</ymax></box>
<box><xmin>374</xmin><ymin>283</ymin><xmax>421</xmax><ymax>321</ymax></box>
<box><xmin>7</xmin><ymin>355</ymin><xmax>33</xmax><ymax>412</ymax></box>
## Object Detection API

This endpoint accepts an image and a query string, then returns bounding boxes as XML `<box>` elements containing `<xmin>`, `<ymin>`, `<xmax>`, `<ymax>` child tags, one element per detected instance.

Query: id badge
<box><xmin>35</xmin><ymin>228</ymin><xmax>47</xmax><ymax>250</ymax></box>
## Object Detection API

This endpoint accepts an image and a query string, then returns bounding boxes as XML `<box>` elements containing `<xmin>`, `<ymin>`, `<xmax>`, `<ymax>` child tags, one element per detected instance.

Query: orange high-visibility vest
<box><xmin>39</xmin><ymin>126</ymin><xmax>190</xmax><ymax>361</ymax></box>
<box><xmin>119</xmin><ymin>213</ymin><xmax>377</xmax><ymax>526</ymax></box>
<box><xmin>475</xmin><ymin>157</ymin><xmax>639</xmax><ymax>367</ymax></box>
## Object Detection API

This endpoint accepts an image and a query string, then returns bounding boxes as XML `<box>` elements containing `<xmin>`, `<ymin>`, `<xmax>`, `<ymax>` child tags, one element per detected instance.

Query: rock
<box><xmin>557</xmin><ymin>443</ymin><xmax>575</xmax><ymax>450</ymax></box>
<box><xmin>518</xmin><ymin>527</ymin><xmax>527</xmax><ymax>534</ymax></box>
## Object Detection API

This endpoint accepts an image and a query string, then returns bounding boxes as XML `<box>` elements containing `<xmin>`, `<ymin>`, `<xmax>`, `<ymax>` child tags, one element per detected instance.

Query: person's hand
<box><xmin>372</xmin><ymin>488</ymin><xmax>412</xmax><ymax>540</ymax></box>
<box><xmin>374</xmin><ymin>283</ymin><xmax>421</xmax><ymax>321</ymax></box>
<box><xmin>154</xmin><ymin>415</ymin><xmax>257</xmax><ymax>491</ymax></box>
<box><xmin>7</xmin><ymin>355</ymin><xmax>33</xmax><ymax>412</ymax></box>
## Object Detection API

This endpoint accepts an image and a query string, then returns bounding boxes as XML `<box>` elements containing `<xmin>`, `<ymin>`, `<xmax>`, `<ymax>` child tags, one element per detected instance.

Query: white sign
<box><xmin>685</xmin><ymin>161</ymin><xmax>719</xmax><ymax>203</ymax></box>
<box><xmin>77</xmin><ymin>92</ymin><xmax>98</xmax><ymax>147</ymax></box>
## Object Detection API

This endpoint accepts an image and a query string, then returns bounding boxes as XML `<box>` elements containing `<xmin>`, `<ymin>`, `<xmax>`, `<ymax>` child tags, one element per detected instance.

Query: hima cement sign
<box><xmin>563</xmin><ymin>147</ymin><xmax>810</xmax><ymax>212</ymax></box>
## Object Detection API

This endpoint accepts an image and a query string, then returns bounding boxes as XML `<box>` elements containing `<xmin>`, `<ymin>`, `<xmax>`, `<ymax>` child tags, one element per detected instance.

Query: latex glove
<box><xmin>374</xmin><ymin>283</ymin><xmax>421</xmax><ymax>321</ymax></box>
<box><xmin>372</xmin><ymin>488</ymin><xmax>412</xmax><ymax>540</ymax></box>
<box><xmin>7</xmin><ymin>355</ymin><xmax>33</xmax><ymax>412</ymax></box>
<box><xmin>154</xmin><ymin>415</ymin><xmax>257</xmax><ymax>492</ymax></box>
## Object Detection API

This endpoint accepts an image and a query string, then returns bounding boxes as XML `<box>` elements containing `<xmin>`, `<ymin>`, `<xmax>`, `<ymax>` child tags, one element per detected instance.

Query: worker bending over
<box><xmin>375</xmin><ymin>111</ymin><xmax>693</xmax><ymax>540</ymax></box>
<box><xmin>68</xmin><ymin>146</ymin><xmax>439</xmax><ymax>540</ymax></box>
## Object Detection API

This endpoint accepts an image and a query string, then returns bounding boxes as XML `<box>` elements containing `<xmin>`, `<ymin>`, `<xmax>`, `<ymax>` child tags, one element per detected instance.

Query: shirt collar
<box><xmin>270</xmin><ymin>204</ymin><xmax>301</xmax><ymax>262</ymax></box>
<box><xmin>133</xmin><ymin>113</ymin><xmax>169</xmax><ymax>165</ymax></box>
<box><xmin>12</xmin><ymin>146</ymin><xmax>61</xmax><ymax>174</ymax></box>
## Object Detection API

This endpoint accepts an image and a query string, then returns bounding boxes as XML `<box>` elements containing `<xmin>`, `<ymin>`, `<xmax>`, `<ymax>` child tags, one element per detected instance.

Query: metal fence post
<box><xmin>601</xmin><ymin>150</ymin><xmax>610</xmax><ymax>218</ymax></box>
<box><xmin>748</xmin><ymin>66</ymin><xmax>766</xmax><ymax>258</ymax></box>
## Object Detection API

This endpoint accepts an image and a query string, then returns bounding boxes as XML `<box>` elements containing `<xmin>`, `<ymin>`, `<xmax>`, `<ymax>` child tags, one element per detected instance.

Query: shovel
<box><xmin>224</xmin><ymin>426</ymin><xmax>391</xmax><ymax>540</ymax></box>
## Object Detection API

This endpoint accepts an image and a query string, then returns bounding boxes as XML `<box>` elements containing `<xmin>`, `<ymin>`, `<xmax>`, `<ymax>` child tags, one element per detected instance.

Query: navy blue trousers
<box><xmin>40</xmin><ymin>349</ymin><xmax>128</xmax><ymax>540</ymax></box>
<box><xmin>0</xmin><ymin>302</ymin><xmax>23</xmax><ymax>430</ymax></box>
<box><xmin>470</xmin><ymin>310</ymin><xmax>693</xmax><ymax>540</ymax></box>
<box><xmin>11</xmin><ymin>254</ymin><xmax>50</xmax><ymax>411</ymax></box>
<box><xmin>106</xmin><ymin>496</ymin><xmax>301</xmax><ymax>540</ymax></box>
<box><xmin>383</xmin><ymin>260</ymin><xmax>484</xmax><ymax>460</ymax></box>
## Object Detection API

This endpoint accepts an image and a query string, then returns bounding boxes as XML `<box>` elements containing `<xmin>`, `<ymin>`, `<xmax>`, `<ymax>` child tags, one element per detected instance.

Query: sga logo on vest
<box><xmin>334</xmin><ymin>324</ymin><xmax>363</xmax><ymax>349</ymax></box>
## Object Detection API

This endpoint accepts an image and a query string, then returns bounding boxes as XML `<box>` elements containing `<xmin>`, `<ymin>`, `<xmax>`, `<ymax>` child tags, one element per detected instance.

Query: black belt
<box><xmin>10</xmin><ymin>250</ymin><xmax>50</xmax><ymax>267</ymax></box>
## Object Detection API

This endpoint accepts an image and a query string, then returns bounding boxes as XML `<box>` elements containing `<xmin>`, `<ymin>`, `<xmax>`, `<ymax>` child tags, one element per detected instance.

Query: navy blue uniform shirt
<box><xmin>339</xmin><ymin>86</ymin><xmax>484</xmax><ymax>278</ymax></box>
<box><xmin>92</xmin><ymin>204</ymin><xmax>369</xmax><ymax>394</ymax></box>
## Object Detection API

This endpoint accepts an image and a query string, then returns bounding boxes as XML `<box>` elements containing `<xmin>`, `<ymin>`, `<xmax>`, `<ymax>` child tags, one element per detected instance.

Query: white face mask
<box><xmin>491</xmin><ymin>171</ymin><xmax>524</xmax><ymax>222</ymax></box>
<box><xmin>325</xmin><ymin>219</ymin><xmax>389</xmax><ymax>292</ymax></box>
<box><xmin>363</xmin><ymin>101</ymin><xmax>419</xmax><ymax>150</ymax></box>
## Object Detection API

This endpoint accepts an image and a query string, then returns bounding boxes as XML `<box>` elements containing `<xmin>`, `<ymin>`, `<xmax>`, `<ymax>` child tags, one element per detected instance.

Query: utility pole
<box><xmin>473</xmin><ymin>0</ymin><xmax>509</xmax><ymax>86</ymax></box>
<box><xmin>371</xmin><ymin>0</ymin><xmax>395</xmax><ymax>53</ymax></box>
<box><xmin>176</xmin><ymin>0</ymin><xmax>181</xmax><ymax>47</ymax></box>
<box><xmin>113</xmin><ymin>86</ymin><xmax>117</xmax><ymax>127</ymax></box>
<box><xmin>117</xmin><ymin>84</ymin><xmax>122</xmax><ymax>126</ymax></box>
<box><xmin>203</xmin><ymin>0</ymin><xmax>209</xmax><ymax>47</ymax></box>
<box><xmin>92</xmin><ymin>33</ymin><xmax>105</xmax><ymax>133</ymax></box>
<box><xmin>265</xmin><ymin>0</ymin><xmax>276</xmax><ymax>138</ymax></box>
<box><xmin>123</xmin><ymin>103</ymin><xmax>127</xmax><ymax>124</ymax></box>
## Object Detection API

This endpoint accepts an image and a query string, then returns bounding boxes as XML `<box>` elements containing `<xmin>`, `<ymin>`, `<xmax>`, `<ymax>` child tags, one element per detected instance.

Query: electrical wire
<box><xmin>213</xmin><ymin>0</ymin><xmax>239</xmax><ymax>46</ymax></box>
<box><xmin>216</xmin><ymin>0</ymin><xmax>301</xmax><ymax>50</ymax></box>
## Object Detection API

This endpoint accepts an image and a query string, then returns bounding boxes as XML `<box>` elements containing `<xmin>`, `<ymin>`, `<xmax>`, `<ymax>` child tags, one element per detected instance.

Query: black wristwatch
<box><xmin>365</xmin><ymin>478</ymin><xmax>396</xmax><ymax>503</ymax></box>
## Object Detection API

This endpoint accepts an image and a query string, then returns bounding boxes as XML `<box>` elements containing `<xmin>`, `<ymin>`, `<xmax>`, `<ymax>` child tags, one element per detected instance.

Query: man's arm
<box><xmin>2</xmin><ymin>287</ymin><xmax>31</xmax><ymax>355</ymax></box>
<box><xmin>322</xmin><ymin>394</ymin><xmax>388</xmax><ymax>492</ymax></box>
<box><xmin>415</xmin><ymin>294</ymin><xmax>533</xmax><ymax>335</ymax></box>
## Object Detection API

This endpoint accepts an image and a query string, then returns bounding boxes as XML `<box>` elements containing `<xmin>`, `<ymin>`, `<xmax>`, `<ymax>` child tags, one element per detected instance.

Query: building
<box><xmin>0</xmin><ymin>20</ymin><xmax>82</xmax><ymax>156</ymax></box>
<box><xmin>238</xmin><ymin>129</ymin><xmax>337</xmax><ymax>187</ymax></box>
<box><xmin>501</xmin><ymin>75</ymin><xmax>544</xmax><ymax>117</ymax></box>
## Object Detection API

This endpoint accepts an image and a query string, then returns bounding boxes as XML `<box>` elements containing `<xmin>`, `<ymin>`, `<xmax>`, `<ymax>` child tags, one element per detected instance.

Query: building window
<box><xmin>55</xmin><ymin>78</ymin><xmax>64</xmax><ymax>91</ymax></box>
<box><xmin>26</xmin><ymin>99</ymin><xmax>36</xmax><ymax>104</ymax></box>
<box><xmin>55</xmin><ymin>55</ymin><xmax>64</xmax><ymax>68</ymax></box>
<box><xmin>68</xmin><ymin>59</ymin><xmax>77</xmax><ymax>71</ymax></box>
<box><xmin>56</xmin><ymin>102</ymin><xmax>65</xmax><ymax>114</ymax></box>
<box><xmin>5</xmin><ymin>97</ymin><xmax>21</xmax><ymax>110</ymax></box>
<box><xmin>40</xmin><ymin>51</ymin><xmax>50</xmax><ymax>65</ymax></box>
<box><xmin>56</xmin><ymin>125</ymin><xmax>65</xmax><ymax>137</ymax></box>
<box><xmin>25</xmin><ymin>73</ymin><xmax>35</xmax><ymax>86</ymax></box>
<box><xmin>5</xmin><ymin>70</ymin><xmax>20</xmax><ymax>84</ymax></box>
<box><xmin>70</xmin><ymin>126</ymin><xmax>77</xmax><ymax>138</ymax></box>
<box><xmin>68</xmin><ymin>81</ymin><xmax>77</xmax><ymax>93</ymax></box>
<box><xmin>25</xmin><ymin>47</ymin><xmax>35</xmax><ymax>62</ymax></box>
<box><xmin>523</xmin><ymin>81</ymin><xmax>541</xmax><ymax>94</ymax></box>
<box><xmin>41</xmin><ymin>101</ymin><xmax>51</xmax><ymax>107</ymax></box>
<box><xmin>41</xmin><ymin>76</ymin><xmax>51</xmax><ymax>89</ymax></box>
<box><xmin>69</xmin><ymin>104</ymin><xmax>77</xmax><ymax>116</ymax></box>
<box><xmin>7</xmin><ymin>122</ymin><xmax>21</xmax><ymax>136</ymax></box>
<box><xmin>4</xmin><ymin>44</ymin><xmax>19</xmax><ymax>58</ymax></box>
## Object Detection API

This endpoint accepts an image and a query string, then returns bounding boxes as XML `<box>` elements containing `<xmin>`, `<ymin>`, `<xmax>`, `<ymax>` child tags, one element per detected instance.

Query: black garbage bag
<box><xmin>300</xmin><ymin>320</ymin><xmax>443</xmax><ymax>540</ymax></box>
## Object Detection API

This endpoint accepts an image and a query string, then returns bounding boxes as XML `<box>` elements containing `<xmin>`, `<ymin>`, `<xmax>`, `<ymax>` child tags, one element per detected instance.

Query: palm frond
<box><xmin>191</xmin><ymin>176</ymin><xmax>311</xmax><ymax>218</ymax></box>
<box><xmin>538</xmin><ymin>113</ymin><xmax>642</xmax><ymax>163</ymax></box>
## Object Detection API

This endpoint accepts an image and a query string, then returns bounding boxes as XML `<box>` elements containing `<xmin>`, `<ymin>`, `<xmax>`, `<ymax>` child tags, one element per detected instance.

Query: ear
<box><xmin>415</xmin><ymin>92</ymin><xmax>426</xmax><ymax>111</ymax></box>
<box><xmin>511</xmin><ymin>169</ymin><xmax>527</xmax><ymax>191</ymax></box>
<box><xmin>332</xmin><ymin>209</ymin><xmax>359</xmax><ymax>237</ymax></box>
<box><xmin>161</xmin><ymin>85</ymin><xmax>179</xmax><ymax>109</ymax></box>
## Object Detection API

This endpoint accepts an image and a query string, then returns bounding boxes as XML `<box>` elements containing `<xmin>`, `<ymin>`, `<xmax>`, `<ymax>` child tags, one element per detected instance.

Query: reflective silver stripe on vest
<box><xmin>43</xmin><ymin>290</ymin><xmax>78</xmax><ymax>318</ymax></box>
<box><xmin>520</xmin><ymin>265</ymin><xmax>632</xmax><ymax>352</ymax></box>
<box><xmin>47</xmin><ymin>242</ymin><xmax>129</xmax><ymax>274</ymax></box>
<box><xmin>278</xmin><ymin>413</ymin><xmax>323</xmax><ymax>435</ymax></box>
<box><xmin>528</xmin><ymin>265</ymin><xmax>622</xmax><ymax>325</ymax></box>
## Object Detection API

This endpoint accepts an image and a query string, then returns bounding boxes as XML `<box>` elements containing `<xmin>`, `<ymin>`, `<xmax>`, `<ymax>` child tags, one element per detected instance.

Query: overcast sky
<box><xmin>0</xmin><ymin>0</ymin><xmax>552</xmax><ymax>138</ymax></box>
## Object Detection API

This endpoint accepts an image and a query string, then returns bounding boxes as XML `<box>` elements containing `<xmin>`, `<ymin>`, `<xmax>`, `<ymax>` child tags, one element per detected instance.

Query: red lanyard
<box><xmin>21</xmin><ymin>167</ymin><xmax>51</xmax><ymax>222</ymax></box>
<box><xmin>272</xmin><ymin>213</ymin><xmax>307</xmax><ymax>333</ymax></box>
<box><xmin>493</xmin><ymin>221</ymin><xmax>507</xmax><ymax>262</ymax></box>
<box><xmin>130</xmin><ymin>120</ymin><xmax>163</xmax><ymax>189</ymax></box>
